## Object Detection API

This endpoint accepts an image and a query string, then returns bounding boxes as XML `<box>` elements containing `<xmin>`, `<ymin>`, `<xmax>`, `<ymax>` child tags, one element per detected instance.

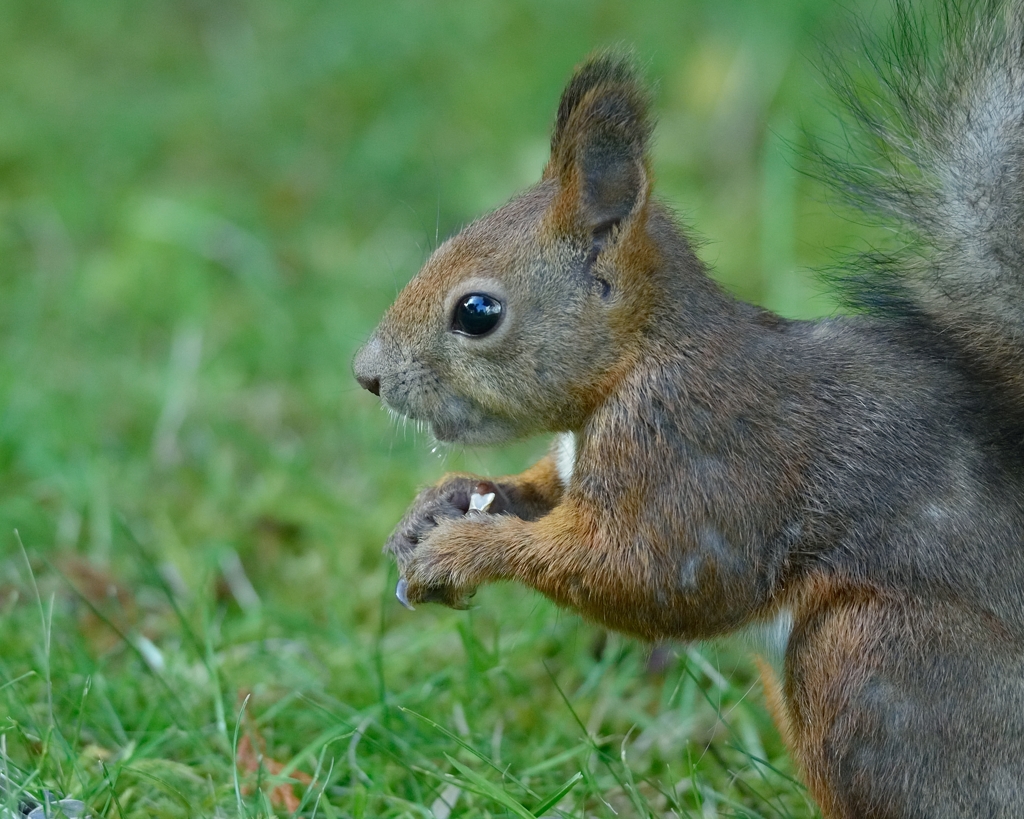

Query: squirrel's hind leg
<box><xmin>784</xmin><ymin>583</ymin><xmax>1024</xmax><ymax>819</ymax></box>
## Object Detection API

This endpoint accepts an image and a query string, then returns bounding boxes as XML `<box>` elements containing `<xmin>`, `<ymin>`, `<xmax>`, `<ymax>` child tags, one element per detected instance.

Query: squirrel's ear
<box><xmin>546</xmin><ymin>55</ymin><xmax>653</xmax><ymax>239</ymax></box>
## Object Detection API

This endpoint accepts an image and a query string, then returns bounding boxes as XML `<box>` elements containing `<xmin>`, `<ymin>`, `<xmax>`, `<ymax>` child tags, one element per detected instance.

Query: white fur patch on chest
<box><xmin>554</xmin><ymin>432</ymin><xmax>576</xmax><ymax>488</ymax></box>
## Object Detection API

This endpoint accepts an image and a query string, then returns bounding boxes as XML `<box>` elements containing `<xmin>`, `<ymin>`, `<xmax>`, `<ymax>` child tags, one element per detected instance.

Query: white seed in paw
<box><xmin>469</xmin><ymin>491</ymin><xmax>495</xmax><ymax>512</ymax></box>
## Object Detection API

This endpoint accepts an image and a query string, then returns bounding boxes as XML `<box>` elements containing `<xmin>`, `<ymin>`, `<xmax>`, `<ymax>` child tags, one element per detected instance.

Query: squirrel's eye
<box><xmin>452</xmin><ymin>293</ymin><xmax>503</xmax><ymax>336</ymax></box>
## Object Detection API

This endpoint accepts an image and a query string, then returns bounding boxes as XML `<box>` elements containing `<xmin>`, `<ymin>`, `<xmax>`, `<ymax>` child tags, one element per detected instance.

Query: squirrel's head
<box><xmin>354</xmin><ymin>55</ymin><xmax>661</xmax><ymax>444</ymax></box>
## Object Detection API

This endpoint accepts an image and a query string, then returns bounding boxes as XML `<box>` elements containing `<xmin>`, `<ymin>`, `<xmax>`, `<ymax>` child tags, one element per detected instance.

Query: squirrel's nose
<box><xmin>353</xmin><ymin>335</ymin><xmax>384</xmax><ymax>396</ymax></box>
<box><xmin>357</xmin><ymin>374</ymin><xmax>381</xmax><ymax>396</ymax></box>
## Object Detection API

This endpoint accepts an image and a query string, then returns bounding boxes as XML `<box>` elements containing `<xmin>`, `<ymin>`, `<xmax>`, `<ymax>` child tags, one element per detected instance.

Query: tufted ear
<box><xmin>546</xmin><ymin>54</ymin><xmax>653</xmax><ymax>241</ymax></box>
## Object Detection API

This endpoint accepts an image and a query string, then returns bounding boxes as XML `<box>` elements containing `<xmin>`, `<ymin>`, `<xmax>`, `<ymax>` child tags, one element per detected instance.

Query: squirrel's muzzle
<box><xmin>353</xmin><ymin>336</ymin><xmax>383</xmax><ymax>396</ymax></box>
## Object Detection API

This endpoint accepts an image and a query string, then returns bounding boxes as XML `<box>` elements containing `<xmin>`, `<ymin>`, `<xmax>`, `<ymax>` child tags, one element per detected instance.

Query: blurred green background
<box><xmin>0</xmin><ymin>0</ymin><xmax>876</xmax><ymax>816</ymax></box>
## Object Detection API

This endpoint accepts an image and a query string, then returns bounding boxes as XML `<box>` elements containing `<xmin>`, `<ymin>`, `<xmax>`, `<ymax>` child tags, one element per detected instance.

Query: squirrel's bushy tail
<box><xmin>825</xmin><ymin>0</ymin><xmax>1024</xmax><ymax>404</ymax></box>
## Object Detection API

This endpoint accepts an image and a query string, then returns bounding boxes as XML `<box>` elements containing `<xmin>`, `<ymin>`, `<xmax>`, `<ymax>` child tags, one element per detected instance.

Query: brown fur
<box><xmin>354</xmin><ymin>40</ymin><xmax>1024</xmax><ymax>819</ymax></box>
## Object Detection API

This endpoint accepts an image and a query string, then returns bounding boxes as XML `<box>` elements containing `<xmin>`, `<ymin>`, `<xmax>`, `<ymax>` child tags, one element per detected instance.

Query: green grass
<box><xmin>0</xmin><ymin>0</ymin><xmax>881</xmax><ymax>815</ymax></box>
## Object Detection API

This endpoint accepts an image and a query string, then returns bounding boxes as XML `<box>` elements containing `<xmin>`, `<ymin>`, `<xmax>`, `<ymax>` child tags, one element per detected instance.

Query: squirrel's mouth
<box><xmin>428</xmin><ymin>417</ymin><xmax>461</xmax><ymax>443</ymax></box>
<box><xmin>376</xmin><ymin>381</ymin><xmax>518</xmax><ymax>446</ymax></box>
<box><xmin>429</xmin><ymin>416</ymin><xmax>490</xmax><ymax>445</ymax></box>
<box><xmin>429</xmin><ymin>412</ymin><xmax>520</xmax><ymax>446</ymax></box>
<box><xmin>378</xmin><ymin>395</ymin><xmax>470</xmax><ymax>443</ymax></box>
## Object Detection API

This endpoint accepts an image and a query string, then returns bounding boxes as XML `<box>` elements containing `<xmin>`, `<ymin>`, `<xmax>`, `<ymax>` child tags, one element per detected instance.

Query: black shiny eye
<box><xmin>451</xmin><ymin>293</ymin><xmax>503</xmax><ymax>336</ymax></box>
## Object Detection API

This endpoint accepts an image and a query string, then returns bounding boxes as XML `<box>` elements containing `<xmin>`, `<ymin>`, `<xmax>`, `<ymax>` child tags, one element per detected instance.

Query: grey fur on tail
<box><xmin>821</xmin><ymin>0</ymin><xmax>1024</xmax><ymax>403</ymax></box>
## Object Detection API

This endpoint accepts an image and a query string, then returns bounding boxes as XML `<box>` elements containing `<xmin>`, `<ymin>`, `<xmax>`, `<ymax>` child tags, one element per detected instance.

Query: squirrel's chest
<box><xmin>556</xmin><ymin>430</ymin><xmax>794</xmax><ymax>669</ymax></box>
<box><xmin>555</xmin><ymin>432</ymin><xmax>576</xmax><ymax>488</ymax></box>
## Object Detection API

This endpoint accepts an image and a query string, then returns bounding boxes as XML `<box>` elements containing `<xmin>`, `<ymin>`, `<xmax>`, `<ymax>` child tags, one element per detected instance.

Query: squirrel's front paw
<box><xmin>384</xmin><ymin>477</ymin><xmax>497</xmax><ymax>562</ymax></box>
<box><xmin>395</xmin><ymin>511</ymin><xmax>516</xmax><ymax>606</ymax></box>
<box><xmin>394</xmin><ymin>516</ymin><xmax>498</xmax><ymax>610</ymax></box>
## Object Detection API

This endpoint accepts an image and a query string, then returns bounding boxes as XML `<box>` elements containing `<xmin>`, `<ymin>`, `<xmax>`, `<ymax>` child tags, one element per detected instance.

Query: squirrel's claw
<box><xmin>395</xmin><ymin>577</ymin><xmax>415</xmax><ymax>610</ymax></box>
<box><xmin>396</xmin><ymin>570</ymin><xmax>475</xmax><ymax>610</ymax></box>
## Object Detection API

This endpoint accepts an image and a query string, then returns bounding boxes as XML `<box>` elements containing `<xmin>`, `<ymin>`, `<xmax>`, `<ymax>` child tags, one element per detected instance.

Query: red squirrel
<box><xmin>354</xmin><ymin>2</ymin><xmax>1024</xmax><ymax>815</ymax></box>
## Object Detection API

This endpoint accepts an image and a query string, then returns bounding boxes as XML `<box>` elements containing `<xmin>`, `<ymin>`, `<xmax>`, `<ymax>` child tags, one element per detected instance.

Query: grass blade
<box><xmin>443</xmin><ymin>754</ymin><xmax>536</xmax><ymax>819</ymax></box>
<box><xmin>531</xmin><ymin>770</ymin><xmax>583</xmax><ymax>816</ymax></box>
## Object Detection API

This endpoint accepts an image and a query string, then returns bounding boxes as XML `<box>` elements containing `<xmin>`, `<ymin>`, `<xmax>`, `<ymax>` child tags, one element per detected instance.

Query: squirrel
<box><xmin>353</xmin><ymin>1</ymin><xmax>1024</xmax><ymax>816</ymax></box>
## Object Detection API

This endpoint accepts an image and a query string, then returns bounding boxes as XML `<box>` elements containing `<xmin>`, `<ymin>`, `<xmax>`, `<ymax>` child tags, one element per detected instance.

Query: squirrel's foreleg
<box><xmin>398</xmin><ymin>487</ymin><xmax>771</xmax><ymax>642</ymax></box>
